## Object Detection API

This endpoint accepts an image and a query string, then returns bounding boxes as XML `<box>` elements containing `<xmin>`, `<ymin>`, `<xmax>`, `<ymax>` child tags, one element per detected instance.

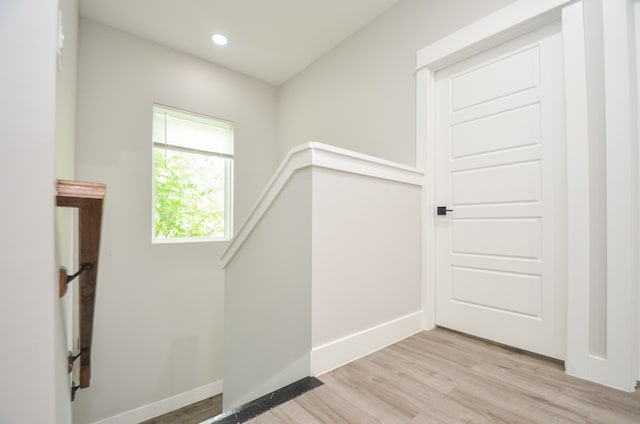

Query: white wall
<box><xmin>635</xmin><ymin>0</ymin><xmax>640</xmax><ymax>380</ymax></box>
<box><xmin>73</xmin><ymin>19</ymin><xmax>280</xmax><ymax>423</ymax></box>
<box><xmin>55</xmin><ymin>0</ymin><xmax>78</xmax><ymax>183</ymax></box>
<box><xmin>54</xmin><ymin>0</ymin><xmax>79</xmax><ymax>422</ymax></box>
<box><xmin>0</xmin><ymin>0</ymin><xmax>66</xmax><ymax>422</ymax></box>
<box><xmin>54</xmin><ymin>0</ymin><xmax>79</xmax><ymax>303</ymax></box>
<box><xmin>311</xmin><ymin>167</ymin><xmax>423</xmax><ymax>373</ymax></box>
<box><xmin>223</xmin><ymin>168</ymin><xmax>313</xmax><ymax>410</ymax></box>
<box><xmin>278</xmin><ymin>0</ymin><xmax>516</xmax><ymax>166</ymax></box>
<box><xmin>311</xmin><ymin>167</ymin><xmax>422</xmax><ymax>345</ymax></box>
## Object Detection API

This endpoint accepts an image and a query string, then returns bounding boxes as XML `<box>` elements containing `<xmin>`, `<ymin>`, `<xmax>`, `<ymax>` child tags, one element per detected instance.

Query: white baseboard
<box><xmin>310</xmin><ymin>312</ymin><xmax>423</xmax><ymax>376</ymax></box>
<box><xmin>92</xmin><ymin>380</ymin><xmax>223</xmax><ymax>424</ymax></box>
<box><xmin>93</xmin><ymin>312</ymin><xmax>421</xmax><ymax>423</ymax></box>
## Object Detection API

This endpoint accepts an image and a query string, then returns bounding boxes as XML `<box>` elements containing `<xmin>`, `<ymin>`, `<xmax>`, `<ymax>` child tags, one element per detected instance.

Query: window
<box><xmin>152</xmin><ymin>104</ymin><xmax>233</xmax><ymax>242</ymax></box>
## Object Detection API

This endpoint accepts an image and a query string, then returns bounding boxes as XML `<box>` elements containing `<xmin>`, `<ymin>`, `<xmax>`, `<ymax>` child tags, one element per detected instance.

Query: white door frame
<box><xmin>416</xmin><ymin>0</ymin><xmax>639</xmax><ymax>391</ymax></box>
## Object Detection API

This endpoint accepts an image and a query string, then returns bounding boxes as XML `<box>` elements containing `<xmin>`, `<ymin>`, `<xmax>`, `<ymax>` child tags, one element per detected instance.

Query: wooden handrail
<box><xmin>56</xmin><ymin>180</ymin><xmax>106</xmax><ymax>396</ymax></box>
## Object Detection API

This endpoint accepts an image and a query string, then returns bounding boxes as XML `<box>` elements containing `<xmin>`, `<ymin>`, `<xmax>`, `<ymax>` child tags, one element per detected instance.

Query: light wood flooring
<box><xmin>140</xmin><ymin>395</ymin><xmax>222</xmax><ymax>424</ymax></box>
<box><xmin>249</xmin><ymin>328</ymin><xmax>640</xmax><ymax>423</ymax></box>
<box><xmin>143</xmin><ymin>328</ymin><xmax>640</xmax><ymax>423</ymax></box>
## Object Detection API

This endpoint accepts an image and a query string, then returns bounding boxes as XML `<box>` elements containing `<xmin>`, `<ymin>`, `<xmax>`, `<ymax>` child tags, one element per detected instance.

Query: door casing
<box><xmin>416</xmin><ymin>0</ymin><xmax>639</xmax><ymax>391</ymax></box>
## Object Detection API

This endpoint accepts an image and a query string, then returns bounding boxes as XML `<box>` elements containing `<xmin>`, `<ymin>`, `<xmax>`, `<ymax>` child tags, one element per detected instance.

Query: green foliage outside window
<box><xmin>154</xmin><ymin>148</ymin><xmax>227</xmax><ymax>239</ymax></box>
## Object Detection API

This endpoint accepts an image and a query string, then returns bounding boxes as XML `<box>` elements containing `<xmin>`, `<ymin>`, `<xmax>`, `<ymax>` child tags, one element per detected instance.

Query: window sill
<box><xmin>152</xmin><ymin>236</ymin><xmax>231</xmax><ymax>244</ymax></box>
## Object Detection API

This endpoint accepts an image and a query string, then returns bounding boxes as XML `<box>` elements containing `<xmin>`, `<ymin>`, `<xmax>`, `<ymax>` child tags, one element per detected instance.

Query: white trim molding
<box><xmin>416</xmin><ymin>0</ymin><xmax>573</xmax><ymax>74</ymax></box>
<box><xmin>91</xmin><ymin>380</ymin><xmax>223</xmax><ymax>424</ymax></box>
<box><xmin>311</xmin><ymin>312</ymin><xmax>423</xmax><ymax>376</ymax></box>
<box><xmin>416</xmin><ymin>0</ymin><xmax>639</xmax><ymax>391</ymax></box>
<box><xmin>221</xmin><ymin>142</ymin><xmax>424</xmax><ymax>267</ymax></box>
<box><xmin>599</xmin><ymin>0</ymin><xmax>639</xmax><ymax>388</ymax></box>
<box><xmin>562</xmin><ymin>0</ymin><xmax>593</xmax><ymax>383</ymax></box>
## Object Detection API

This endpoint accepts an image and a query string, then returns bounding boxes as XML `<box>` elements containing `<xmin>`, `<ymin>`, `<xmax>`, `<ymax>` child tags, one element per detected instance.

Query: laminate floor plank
<box><xmin>350</xmin><ymin>356</ymin><xmax>489</xmax><ymax>423</ymax></box>
<box><xmin>247</xmin><ymin>328</ymin><xmax>640</xmax><ymax>424</ymax></box>
<box><xmin>294</xmin><ymin>386</ymin><xmax>382</xmax><ymax>423</ymax></box>
<box><xmin>319</xmin><ymin>369</ymin><xmax>417</xmax><ymax>422</ymax></box>
<box><xmin>376</xmin><ymin>342</ymin><xmax>551</xmax><ymax>422</ymax></box>
<box><xmin>140</xmin><ymin>395</ymin><xmax>222</xmax><ymax>424</ymax></box>
<box><xmin>260</xmin><ymin>402</ymin><xmax>315</xmax><ymax>424</ymax></box>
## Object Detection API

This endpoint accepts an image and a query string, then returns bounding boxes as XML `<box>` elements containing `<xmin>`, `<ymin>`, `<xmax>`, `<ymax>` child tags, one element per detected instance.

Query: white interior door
<box><xmin>434</xmin><ymin>22</ymin><xmax>567</xmax><ymax>360</ymax></box>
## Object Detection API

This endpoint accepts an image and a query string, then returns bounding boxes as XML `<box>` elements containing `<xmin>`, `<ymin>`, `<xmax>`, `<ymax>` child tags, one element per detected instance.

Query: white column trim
<box><xmin>564</xmin><ymin>0</ymin><xmax>639</xmax><ymax>392</ymax></box>
<box><xmin>562</xmin><ymin>0</ymin><xmax>592</xmax><ymax>382</ymax></box>
<box><xmin>600</xmin><ymin>0</ymin><xmax>639</xmax><ymax>389</ymax></box>
<box><xmin>416</xmin><ymin>68</ymin><xmax>436</xmax><ymax>330</ymax></box>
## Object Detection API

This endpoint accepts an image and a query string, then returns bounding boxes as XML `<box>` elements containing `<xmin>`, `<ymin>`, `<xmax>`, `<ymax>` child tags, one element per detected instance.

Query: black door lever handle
<box><xmin>437</xmin><ymin>206</ymin><xmax>454</xmax><ymax>216</ymax></box>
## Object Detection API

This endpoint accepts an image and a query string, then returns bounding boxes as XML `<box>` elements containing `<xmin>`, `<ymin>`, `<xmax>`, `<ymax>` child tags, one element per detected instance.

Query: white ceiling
<box><xmin>79</xmin><ymin>0</ymin><xmax>402</xmax><ymax>86</ymax></box>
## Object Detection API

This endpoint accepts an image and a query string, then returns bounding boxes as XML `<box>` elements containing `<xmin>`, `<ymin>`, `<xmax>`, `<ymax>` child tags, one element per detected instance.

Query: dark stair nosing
<box><xmin>202</xmin><ymin>376</ymin><xmax>323</xmax><ymax>424</ymax></box>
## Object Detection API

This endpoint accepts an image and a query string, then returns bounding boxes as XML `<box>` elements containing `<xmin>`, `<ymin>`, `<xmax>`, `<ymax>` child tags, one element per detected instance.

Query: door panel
<box><xmin>451</xmin><ymin>266</ymin><xmax>542</xmax><ymax>317</ymax></box>
<box><xmin>451</xmin><ymin>47</ymin><xmax>540</xmax><ymax>111</ymax></box>
<box><xmin>435</xmin><ymin>22</ymin><xmax>567</xmax><ymax>359</ymax></box>
<box><xmin>452</xmin><ymin>161</ymin><xmax>541</xmax><ymax>205</ymax></box>
<box><xmin>451</xmin><ymin>104</ymin><xmax>541</xmax><ymax>159</ymax></box>
<box><xmin>452</xmin><ymin>219</ymin><xmax>541</xmax><ymax>259</ymax></box>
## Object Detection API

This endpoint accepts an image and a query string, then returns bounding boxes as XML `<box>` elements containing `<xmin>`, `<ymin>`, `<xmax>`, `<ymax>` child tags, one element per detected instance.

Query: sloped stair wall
<box><xmin>222</xmin><ymin>143</ymin><xmax>424</xmax><ymax>410</ymax></box>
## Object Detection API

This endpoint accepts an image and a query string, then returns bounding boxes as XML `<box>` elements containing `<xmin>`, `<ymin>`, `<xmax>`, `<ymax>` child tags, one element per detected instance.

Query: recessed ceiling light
<box><xmin>212</xmin><ymin>34</ymin><xmax>228</xmax><ymax>46</ymax></box>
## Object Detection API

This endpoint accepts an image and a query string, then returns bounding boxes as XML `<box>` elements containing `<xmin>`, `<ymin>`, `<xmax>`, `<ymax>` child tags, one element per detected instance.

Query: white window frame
<box><xmin>151</xmin><ymin>104</ymin><xmax>234</xmax><ymax>243</ymax></box>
